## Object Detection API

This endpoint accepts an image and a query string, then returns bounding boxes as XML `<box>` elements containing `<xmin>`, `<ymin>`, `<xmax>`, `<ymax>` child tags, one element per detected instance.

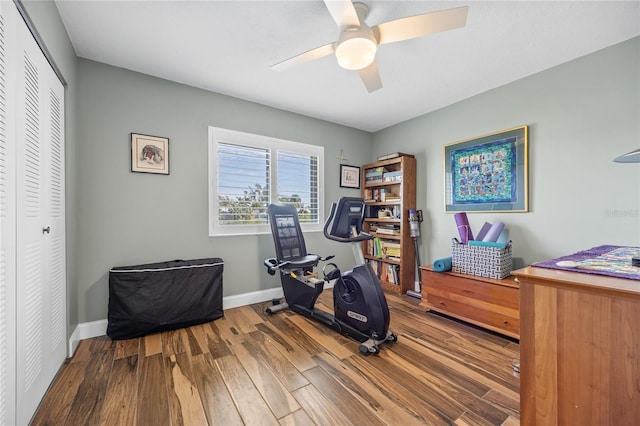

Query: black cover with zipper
<box><xmin>107</xmin><ymin>258</ymin><xmax>224</xmax><ymax>339</ymax></box>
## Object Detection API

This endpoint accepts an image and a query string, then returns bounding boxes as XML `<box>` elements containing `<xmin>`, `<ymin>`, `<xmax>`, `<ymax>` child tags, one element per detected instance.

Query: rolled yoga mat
<box><xmin>496</xmin><ymin>228</ymin><xmax>510</xmax><ymax>245</ymax></box>
<box><xmin>433</xmin><ymin>257</ymin><xmax>453</xmax><ymax>272</ymax></box>
<box><xmin>482</xmin><ymin>221</ymin><xmax>505</xmax><ymax>243</ymax></box>
<box><xmin>454</xmin><ymin>212</ymin><xmax>474</xmax><ymax>244</ymax></box>
<box><xmin>475</xmin><ymin>222</ymin><xmax>492</xmax><ymax>241</ymax></box>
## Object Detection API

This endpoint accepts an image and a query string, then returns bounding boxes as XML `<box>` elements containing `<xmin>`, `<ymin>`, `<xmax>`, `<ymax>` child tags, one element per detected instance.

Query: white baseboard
<box><xmin>222</xmin><ymin>287</ymin><xmax>283</xmax><ymax>310</ymax></box>
<box><xmin>67</xmin><ymin>284</ymin><xmax>336</xmax><ymax>352</ymax></box>
<box><xmin>68</xmin><ymin>318</ymin><xmax>108</xmax><ymax>356</ymax></box>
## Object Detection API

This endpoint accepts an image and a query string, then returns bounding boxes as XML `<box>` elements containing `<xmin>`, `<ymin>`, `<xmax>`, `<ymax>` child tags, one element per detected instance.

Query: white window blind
<box><xmin>276</xmin><ymin>151</ymin><xmax>319</xmax><ymax>224</ymax></box>
<box><xmin>216</xmin><ymin>142</ymin><xmax>270</xmax><ymax>227</ymax></box>
<box><xmin>209</xmin><ymin>127</ymin><xmax>323</xmax><ymax>236</ymax></box>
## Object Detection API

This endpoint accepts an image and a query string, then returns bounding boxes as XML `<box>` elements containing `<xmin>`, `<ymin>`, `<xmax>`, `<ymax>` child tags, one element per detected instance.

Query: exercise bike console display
<box><xmin>326</xmin><ymin>196</ymin><xmax>368</xmax><ymax>240</ymax></box>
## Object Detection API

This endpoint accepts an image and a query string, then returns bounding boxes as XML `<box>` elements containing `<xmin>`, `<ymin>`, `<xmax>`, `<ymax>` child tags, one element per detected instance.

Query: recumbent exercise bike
<box><xmin>263</xmin><ymin>196</ymin><xmax>396</xmax><ymax>354</ymax></box>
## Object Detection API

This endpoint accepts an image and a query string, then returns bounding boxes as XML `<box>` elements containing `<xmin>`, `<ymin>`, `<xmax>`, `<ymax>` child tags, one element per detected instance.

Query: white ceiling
<box><xmin>54</xmin><ymin>0</ymin><xmax>640</xmax><ymax>132</ymax></box>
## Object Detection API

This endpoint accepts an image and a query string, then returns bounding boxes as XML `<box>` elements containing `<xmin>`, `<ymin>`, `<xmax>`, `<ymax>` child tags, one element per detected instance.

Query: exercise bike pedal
<box><xmin>359</xmin><ymin>342</ymin><xmax>380</xmax><ymax>355</ymax></box>
<box><xmin>385</xmin><ymin>331</ymin><xmax>398</xmax><ymax>343</ymax></box>
<box><xmin>265</xmin><ymin>300</ymin><xmax>289</xmax><ymax>314</ymax></box>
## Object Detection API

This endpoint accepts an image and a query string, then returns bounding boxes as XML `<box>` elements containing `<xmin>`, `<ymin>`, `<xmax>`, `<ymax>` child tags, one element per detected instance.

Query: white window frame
<box><xmin>208</xmin><ymin>126</ymin><xmax>324</xmax><ymax>236</ymax></box>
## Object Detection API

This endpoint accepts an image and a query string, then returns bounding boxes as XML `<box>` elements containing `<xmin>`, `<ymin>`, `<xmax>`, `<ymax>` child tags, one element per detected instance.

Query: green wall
<box><xmin>373</xmin><ymin>37</ymin><xmax>640</xmax><ymax>268</ymax></box>
<box><xmin>21</xmin><ymin>0</ymin><xmax>640</xmax><ymax>328</ymax></box>
<box><xmin>76</xmin><ymin>59</ymin><xmax>371</xmax><ymax>323</ymax></box>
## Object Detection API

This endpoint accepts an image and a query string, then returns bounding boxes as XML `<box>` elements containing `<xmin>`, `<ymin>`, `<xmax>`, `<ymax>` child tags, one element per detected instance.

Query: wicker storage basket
<box><xmin>451</xmin><ymin>240</ymin><xmax>513</xmax><ymax>279</ymax></box>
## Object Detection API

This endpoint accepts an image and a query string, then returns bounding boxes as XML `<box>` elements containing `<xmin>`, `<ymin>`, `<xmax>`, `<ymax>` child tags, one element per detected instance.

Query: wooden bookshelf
<box><xmin>361</xmin><ymin>155</ymin><xmax>416</xmax><ymax>294</ymax></box>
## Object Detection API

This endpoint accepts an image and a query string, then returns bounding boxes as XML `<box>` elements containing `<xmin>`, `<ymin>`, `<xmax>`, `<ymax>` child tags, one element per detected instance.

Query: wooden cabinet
<box><xmin>512</xmin><ymin>266</ymin><xmax>640</xmax><ymax>425</ymax></box>
<box><xmin>418</xmin><ymin>266</ymin><xmax>520</xmax><ymax>339</ymax></box>
<box><xmin>361</xmin><ymin>155</ymin><xmax>416</xmax><ymax>294</ymax></box>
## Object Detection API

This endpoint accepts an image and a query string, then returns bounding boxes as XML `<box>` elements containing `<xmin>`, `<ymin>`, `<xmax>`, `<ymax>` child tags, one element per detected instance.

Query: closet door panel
<box><xmin>45</xmin><ymin>83</ymin><xmax>66</xmax><ymax>371</ymax></box>
<box><xmin>15</xmin><ymin>19</ymin><xmax>47</xmax><ymax>424</ymax></box>
<box><xmin>0</xmin><ymin>2</ymin><xmax>66</xmax><ymax>424</ymax></box>
<box><xmin>0</xmin><ymin>1</ymin><xmax>17</xmax><ymax>424</ymax></box>
<box><xmin>14</xmin><ymin>6</ymin><xmax>66</xmax><ymax>422</ymax></box>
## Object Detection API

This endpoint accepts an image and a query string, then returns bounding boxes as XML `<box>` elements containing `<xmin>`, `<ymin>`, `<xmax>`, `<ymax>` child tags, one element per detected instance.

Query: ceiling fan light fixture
<box><xmin>335</xmin><ymin>31</ymin><xmax>377</xmax><ymax>71</ymax></box>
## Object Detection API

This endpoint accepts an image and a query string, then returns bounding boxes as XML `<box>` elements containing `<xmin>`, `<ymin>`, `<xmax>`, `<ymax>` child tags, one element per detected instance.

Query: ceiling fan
<box><xmin>271</xmin><ymin>0</ymin><xmax>469</xmax><ymax>92</ymax></box>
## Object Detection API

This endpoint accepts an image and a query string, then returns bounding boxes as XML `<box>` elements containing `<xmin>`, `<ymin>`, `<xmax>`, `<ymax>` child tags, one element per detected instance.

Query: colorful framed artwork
<box><xmin>131</xmin><ymin>133</ymin><xmax>170</xmax><ymax>175</ymax></box>
<box><xmin>340</xmin><ymin>164</ymin><xmax>360</xmax><ymax>189</ymax></box>
<box><xmin>444</xmin><ymin>126</ymin><xmax>528</xmax><ymax>213</ymax></box>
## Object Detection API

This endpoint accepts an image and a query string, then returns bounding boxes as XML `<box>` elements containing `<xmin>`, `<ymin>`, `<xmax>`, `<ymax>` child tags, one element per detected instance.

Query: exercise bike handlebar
<box><xmin>323</xmin><ymin>202</ymin><xmax>373</xmax><ymax>243</ymax></box>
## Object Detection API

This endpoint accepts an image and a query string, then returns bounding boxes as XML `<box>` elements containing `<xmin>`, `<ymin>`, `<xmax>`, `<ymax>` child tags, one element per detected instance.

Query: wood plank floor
<box><xmin>31</xmin><ymin>290</ymin><xmax>520</xmax><ymax>425</ymax></box>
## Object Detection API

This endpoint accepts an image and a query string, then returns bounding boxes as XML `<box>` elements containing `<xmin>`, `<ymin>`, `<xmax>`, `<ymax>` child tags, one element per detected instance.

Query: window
<box><xmin>209</xmin><ymin>127</ymin><xmax>324</xmax><ymax>236</ymax></box>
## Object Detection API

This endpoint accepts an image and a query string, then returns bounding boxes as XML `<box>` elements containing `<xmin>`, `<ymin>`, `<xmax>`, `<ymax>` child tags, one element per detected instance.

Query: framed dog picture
<box><xmin>131</xmin><ymin>133</ymin><xmax>169</xmax><ymax>175</ymax></box>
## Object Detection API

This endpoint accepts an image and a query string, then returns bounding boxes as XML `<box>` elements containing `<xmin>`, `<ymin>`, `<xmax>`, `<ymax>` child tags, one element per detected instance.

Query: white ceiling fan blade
<box><xmin>324</xmin><ymin>0</ymin><xmax>360</xmax><ymax>27</ymax></box>
<box><xmin>374</xmin><ymin>6</ymin><xmax>468</xmax><ymax>45</ymax></box>
<box><xmin>271</xmin><ymin>43</ymin><xmax>335</xmax><ymax>71</ymax></box>
<box><xmin>358</xmin><ymin>61</ymin><xmax>382</xmax><ymax>93</ymax></box>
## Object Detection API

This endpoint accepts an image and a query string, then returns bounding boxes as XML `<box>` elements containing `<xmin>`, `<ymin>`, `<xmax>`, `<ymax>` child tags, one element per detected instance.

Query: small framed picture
<box><xmin>340</xmin><ymin>164</ymin><xmax>360</xmax><ymax>189</ymax></box>
<box><xmin>131</xmin><ymin>133</ymin><xmax>169</xmax><ymax>175</ymax></box>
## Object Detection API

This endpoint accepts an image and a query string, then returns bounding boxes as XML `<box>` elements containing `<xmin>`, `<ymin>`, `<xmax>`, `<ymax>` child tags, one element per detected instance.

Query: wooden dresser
<box><xmin>418</xmin><ymin>265</ymin><xmax>520</xmax><ymax>339</ymax></box>
<box><xmin>512</xmin><ymin>266</ymin><xmax>640</xmax><ymax>425</ymax></box>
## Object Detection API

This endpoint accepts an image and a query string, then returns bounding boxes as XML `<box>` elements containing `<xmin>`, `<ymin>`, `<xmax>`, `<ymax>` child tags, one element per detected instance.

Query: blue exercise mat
<box><xmin>433</xmin><ymin>257</ymin><xmax>452</xmax><ymax>272</ymax></box>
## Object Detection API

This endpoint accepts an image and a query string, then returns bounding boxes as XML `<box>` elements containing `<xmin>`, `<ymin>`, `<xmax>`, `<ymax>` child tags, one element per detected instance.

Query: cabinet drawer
<box><xmin>427</xmin><ymin>272</ymin><xmax>519</xmax><ymax>310</ymax></box>
<box><xmin>420</xmin><ymin>268</ymin><xmax>520</xmax><ymax>339</ymax></box>
<box><xmin>425</xmin><ymin>292</ymin><xmax>520</xmax><ymax>336</ymax></box>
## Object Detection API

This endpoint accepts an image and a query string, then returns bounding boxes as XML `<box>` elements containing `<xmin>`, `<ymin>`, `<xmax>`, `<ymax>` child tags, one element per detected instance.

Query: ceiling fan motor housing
<box><xmin>334</xmin><ymin>2</ymin><xmax>377</xmax><ymax>71</ymax></box>
<box><xmin>335</xmin><ymin>25</ymin><xmax>377</xmax><ymax>70</ymax></box>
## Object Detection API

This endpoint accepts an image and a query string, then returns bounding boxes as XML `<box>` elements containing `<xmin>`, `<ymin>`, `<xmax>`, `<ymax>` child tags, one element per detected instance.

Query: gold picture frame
<box><xmin>444</xmin><ymin>126</ymin><xmax>528</xmax><ymax>213</ymax></box>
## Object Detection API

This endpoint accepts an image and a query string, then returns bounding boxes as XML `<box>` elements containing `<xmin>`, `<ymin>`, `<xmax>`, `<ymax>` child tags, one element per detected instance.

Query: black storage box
<box><xmin>107</xmin><ymin>258</ymin><xmax>224</xmax><ymax>340</ymax></box>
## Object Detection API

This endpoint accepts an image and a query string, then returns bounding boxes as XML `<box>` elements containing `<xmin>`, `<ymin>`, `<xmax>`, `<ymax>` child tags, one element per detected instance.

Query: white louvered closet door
<box><xmin>11</xmin><ymin>2</ymin><xmax>66</xmax><ymax>424</ymax></box>
<box><xmin>0</xmin><ymin>1</ymin><xmax>17</xmax><ymax>425</ymax></box>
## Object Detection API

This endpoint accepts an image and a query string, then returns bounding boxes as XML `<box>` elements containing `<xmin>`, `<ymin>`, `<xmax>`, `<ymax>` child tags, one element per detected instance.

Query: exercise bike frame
<box><xmin>265</xmin><ymin>260</ymin><xmax>387</xmax><ymax>345</ymax></box>
<box><xmin>264</xmin><ymin>200</ymin><xmax>397</xmax><ymax>354</ymax></box>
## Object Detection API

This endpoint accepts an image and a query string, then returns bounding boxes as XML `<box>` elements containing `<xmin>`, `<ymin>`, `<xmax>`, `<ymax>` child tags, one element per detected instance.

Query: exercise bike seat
<box><xmin>267</xmin><ymin>203</ymin><xmax>320</xmax><ymax>269</ymax></box>
<box><xmin>280</xmin><ymin>254</ymin><xmax>320</xmax><ymax>269</ymax></box>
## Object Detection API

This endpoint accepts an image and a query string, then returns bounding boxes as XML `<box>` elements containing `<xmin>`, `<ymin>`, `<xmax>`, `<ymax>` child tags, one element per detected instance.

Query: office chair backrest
<box><xmin>267</xmin><ymin>204</ymin><xmax>308</xmax><ymax>262</ymax></box>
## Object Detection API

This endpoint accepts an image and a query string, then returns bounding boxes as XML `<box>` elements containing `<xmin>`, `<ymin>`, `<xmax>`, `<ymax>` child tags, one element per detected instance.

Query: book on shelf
<box><xmin>367</xmin><ymin>237</ymin><xmax>402</xmax><ymax>259</ymax></box>
<box><xmin>365</xmin><ymin>166</ymin><xmax>387</xmax><ymax>183</ymax></box>
<box><xmin>381</xmin><ymin>241</ymin><xmax>401</xmax><ymax>258</ymax></box>
<box><xmin>386</xmin><ymin>263</ymin><xmax>400</xmax><ymax>284</ymax></box>
<box><xmin>375</xmin><ymin>228</ymin><xmax>396</xmax><ymax>235</ymax></box>
<box><xmin>365</xmin><ymin>239</ymin><xmax>384</xmax><ymax>257</ymax></box>
<box><xmin>376</xmin><ymin>152</ymin><xmax>414</xmax><ymax>161</ymax></box>
<box><xmin>365</xmin><ymin>188</ymin><xmax>394</xmax><ymax>202</ymax></box>
<box><xmin>365</xmin><ymin>239</ymin><xmax>373</xmax><ymax>257</ymax></box>
<box><xmin>375</xmin><ymin>224</ymin><xmax>400</xmax><ymax>236</ymax></box>
<box><xmin>380</xmin><ymin>190</ymin><xmax>400</xmax><ymax>202</ymax></box>
<box><xmin>383</xmin><ymin>171</ymin><xmax>403</xmax><ymax>183</ymax></box>
<box><xmin>367</xmin><ymin>259</ymin><xmax>400</xmax><ymax>285</ymax></box>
